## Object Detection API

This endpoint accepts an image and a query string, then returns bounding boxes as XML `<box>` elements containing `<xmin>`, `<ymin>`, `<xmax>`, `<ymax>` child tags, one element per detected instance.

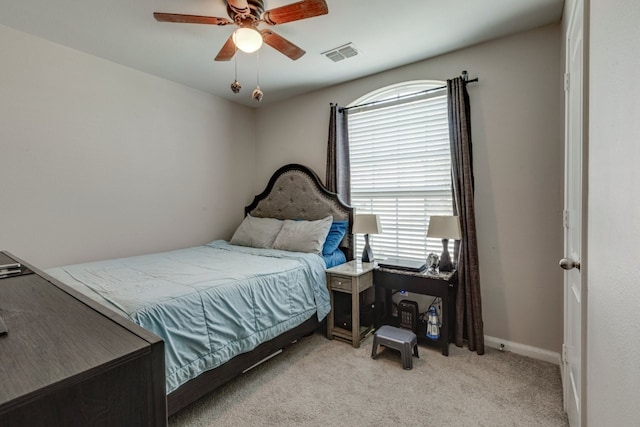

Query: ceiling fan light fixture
<box><xmin>232</xmin><ymin>27</ymin><xmax>263</xmax><ymax>53</ymax></box>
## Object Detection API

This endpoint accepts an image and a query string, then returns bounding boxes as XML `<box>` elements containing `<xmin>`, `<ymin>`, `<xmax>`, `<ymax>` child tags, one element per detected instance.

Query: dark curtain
<box><xmin>326</xmin><ymin>104</ymin><xmax>351</xmax><ymax>204</ymax></box>
<box><xmin>447</xmin><ymin>77</ymin><xmax>485</xmax><ymax>355</ymax></box>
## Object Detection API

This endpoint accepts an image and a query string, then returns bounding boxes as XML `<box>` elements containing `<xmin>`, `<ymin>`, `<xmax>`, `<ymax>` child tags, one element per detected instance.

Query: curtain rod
<box><xmin>338</xmin><ymin>73</ymin><xmax>478</xmax><ymax>113</ymax></box>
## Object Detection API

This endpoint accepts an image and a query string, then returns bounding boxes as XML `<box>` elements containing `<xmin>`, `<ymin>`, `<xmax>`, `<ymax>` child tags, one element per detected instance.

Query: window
<box><xmin>348</xmin><ymin>81</ymin><xmax>454</xmax><ymax>261</ymax></box>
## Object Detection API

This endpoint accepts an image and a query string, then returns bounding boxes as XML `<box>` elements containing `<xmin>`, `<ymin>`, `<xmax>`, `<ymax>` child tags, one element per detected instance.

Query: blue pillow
<box><xmin>322</xmin><ymin>248</ymin><xmax>347</xmax><ymax>268</ymax></box>
<box><xmin>322</xmin><ymin>220</ymin><xmax>348</xmax><ymax>256</ymax></box>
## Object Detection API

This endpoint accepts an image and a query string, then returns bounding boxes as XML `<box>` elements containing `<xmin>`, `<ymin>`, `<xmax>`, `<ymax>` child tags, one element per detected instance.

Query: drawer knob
<box><xmin>337</xmin><ymin>281</ymin><xmax>343</xmax><ymax>285</ymax></box>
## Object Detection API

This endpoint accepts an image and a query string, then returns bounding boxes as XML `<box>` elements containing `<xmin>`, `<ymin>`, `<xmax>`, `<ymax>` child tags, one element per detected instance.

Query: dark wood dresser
<box><xmin>0</xmin><ymin>251</ymin><xmax>167</xmax><ymax>427</ymax></box>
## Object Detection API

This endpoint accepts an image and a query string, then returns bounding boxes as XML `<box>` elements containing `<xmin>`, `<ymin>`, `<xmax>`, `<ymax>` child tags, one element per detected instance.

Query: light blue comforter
<box><xmin>46</xmin><ymin>240</ymin><xmax>330</xmax><ymax>393</ymax></box>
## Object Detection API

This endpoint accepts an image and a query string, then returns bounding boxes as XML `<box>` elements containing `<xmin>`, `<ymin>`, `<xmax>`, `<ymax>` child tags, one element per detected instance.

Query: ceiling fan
<box><xmin>154</xmin><ymin>0</ymin><xmax>329</xmax><ymax>61</ymax></box>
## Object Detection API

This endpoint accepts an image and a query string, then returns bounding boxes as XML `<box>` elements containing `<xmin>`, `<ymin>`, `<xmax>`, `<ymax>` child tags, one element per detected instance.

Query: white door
<box><xmin>562</xmin><ymin>0</ymin><xmax>585</xmax><ymax>426</ymax></box>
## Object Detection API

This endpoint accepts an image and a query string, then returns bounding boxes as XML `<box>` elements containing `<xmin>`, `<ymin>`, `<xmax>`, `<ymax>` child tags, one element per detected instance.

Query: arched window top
<box><xmin>349</xmin><ymin>80</ymin><xmax>446</xmax><ymax>109</ymax></box>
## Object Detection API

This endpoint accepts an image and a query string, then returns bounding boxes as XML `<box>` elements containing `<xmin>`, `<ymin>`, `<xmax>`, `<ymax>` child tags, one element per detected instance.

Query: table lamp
<box><xmin>353</xmin><ymin>214</ymin><xmax>382</xmax><ymax>263</ymax></box>
<box><xmin>427</xmin><ymin>216</ymin><xmax>461</xmax><ymax>272</ymax></box>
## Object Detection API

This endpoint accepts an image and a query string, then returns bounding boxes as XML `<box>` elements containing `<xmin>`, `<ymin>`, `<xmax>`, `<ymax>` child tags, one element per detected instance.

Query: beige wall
<box><xmin>588</xmin><ymin>0</ymin><xmax>640</xmax><ymax>424</ymax></box>
<box><xmin>256</xmin><ymin>24</ymin><xmax>564</xmax><ymax>353</ymax></box>
<box><xmin>0</xmin><ymin>22</ymin><xmax>566</xmax><ymax>354</ymax></box>
<box><xmin>0</xmin><ymin>25</ymin><xmax>256</xmax><ymax>268</ymax></box>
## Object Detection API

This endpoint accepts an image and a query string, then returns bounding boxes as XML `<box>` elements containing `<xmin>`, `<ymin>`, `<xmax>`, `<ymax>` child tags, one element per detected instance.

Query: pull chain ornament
<box><xmin>252</xmin><ymin>51</ymin><xmax>263</xmax><ymax>102</ymax></box>
<box><xmin>252</xmin><ymin>87</ymin><xmax>263</xmax><ymax>102</ymax></box>
<box><xmin>230</xmin><ymin>55</ymin><xmax>241</xmax><ymax>93</ymax></box>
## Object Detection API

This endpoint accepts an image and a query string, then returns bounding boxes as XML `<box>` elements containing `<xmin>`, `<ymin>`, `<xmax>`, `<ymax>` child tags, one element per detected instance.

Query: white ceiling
<box><xmin>0</xmin><ymin>0</ymin><xmax>564</xmax><ymax>108</ymax></box>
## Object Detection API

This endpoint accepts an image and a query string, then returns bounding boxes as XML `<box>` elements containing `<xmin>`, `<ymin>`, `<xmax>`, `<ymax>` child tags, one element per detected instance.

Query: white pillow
<box><xmin>272</xmin><ymin>216</ymin><xmax>333</xmax><ymax>255</ymax></box>
<box><xmin>230</xmin><ymin>214</ymin><xmax>283</xmax><ymax>249</ymax></box>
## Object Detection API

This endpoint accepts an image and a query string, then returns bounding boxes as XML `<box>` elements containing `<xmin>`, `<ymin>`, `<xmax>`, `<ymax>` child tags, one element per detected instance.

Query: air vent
<box><xmin>322</xmin><ymin>43</ymin><xmax>359</xmax><ymax>62</ymax></box>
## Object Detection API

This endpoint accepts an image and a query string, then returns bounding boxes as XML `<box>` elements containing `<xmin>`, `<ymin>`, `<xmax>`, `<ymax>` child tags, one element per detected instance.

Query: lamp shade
<box><xmin>352</xmin><ymin>214</ymin><xmax>382</xmax><ymax>235</ymax></box>
<box><xmin>232</xmin><ymin>27</ymin><xmax>263</xmax><ymax>53</ymax></box>
<box><xmin>427</xmin><ymin>216</ymin><xmax>461</xmax><ymax>239</ymax></box>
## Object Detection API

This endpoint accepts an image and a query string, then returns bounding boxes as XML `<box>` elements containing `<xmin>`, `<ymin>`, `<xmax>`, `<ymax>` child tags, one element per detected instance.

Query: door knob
<box><xmin>559</xmin><ymin>258</ymin><xmax>580</xmax><ymax>271</ymax></box>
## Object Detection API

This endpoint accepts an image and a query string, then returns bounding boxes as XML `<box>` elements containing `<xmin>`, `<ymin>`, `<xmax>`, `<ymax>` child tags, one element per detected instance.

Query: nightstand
<box><xmin>326</xmin><ymin>260</ymin><xmax>375</xmax><ymax>348</ymax></box>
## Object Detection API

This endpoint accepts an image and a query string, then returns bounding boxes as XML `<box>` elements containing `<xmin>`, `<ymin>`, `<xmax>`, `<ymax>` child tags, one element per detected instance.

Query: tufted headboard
<box><xmin>245</xmin><ymin>164</ymin><xmax>354</xmax><ymax>260</ymax></box>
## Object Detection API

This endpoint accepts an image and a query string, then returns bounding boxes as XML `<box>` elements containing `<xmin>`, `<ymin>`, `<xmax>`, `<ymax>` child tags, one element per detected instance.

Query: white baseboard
<box><xmin>484</xmin><ymin>335</ymin><xmax>561</xmax><ymax>365</ymax></box>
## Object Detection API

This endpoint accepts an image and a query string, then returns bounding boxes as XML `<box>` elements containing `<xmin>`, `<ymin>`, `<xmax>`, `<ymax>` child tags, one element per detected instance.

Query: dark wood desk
<box><xmin>373</xmin><ymin>267</ymin><xmax>457</xmax><ymax>356</ymax></box>
<box><xmin>0</xmin><ymin>252</ymin><xmax>167</xmax><ymax>426</ymax></box>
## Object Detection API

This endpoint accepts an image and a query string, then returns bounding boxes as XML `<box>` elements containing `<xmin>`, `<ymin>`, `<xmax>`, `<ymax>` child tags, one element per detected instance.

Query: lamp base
<box><xmin>362</xmin><ymin>234</ymin><xmax>374</xmax><ymax>263</ymax></box>
<box><xmin>438</xmin><ymin>238</ymin><xmax>453</xmax><ymax>272</ymax></box>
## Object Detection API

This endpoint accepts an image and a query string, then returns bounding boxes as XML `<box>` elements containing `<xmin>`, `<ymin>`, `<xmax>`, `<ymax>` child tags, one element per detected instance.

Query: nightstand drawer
<box><xmin>330</xmin><ymin>274</ymin><xmax>353</xmax><ymax>292</ymax></box>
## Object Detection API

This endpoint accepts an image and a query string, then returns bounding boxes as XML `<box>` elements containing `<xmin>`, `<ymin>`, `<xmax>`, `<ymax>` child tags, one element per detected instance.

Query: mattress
<box><xmin>46</xmin><ymin>240</ymin><xmax>330</xmax><ymax>393</ymax></box>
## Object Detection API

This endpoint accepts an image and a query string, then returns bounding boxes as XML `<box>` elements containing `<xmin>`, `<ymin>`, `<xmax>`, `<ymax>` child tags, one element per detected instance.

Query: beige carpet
<box><xmin>169</xmin><ymin>332</ymin><xmax>568</xmax><ymax>427</ymax></box>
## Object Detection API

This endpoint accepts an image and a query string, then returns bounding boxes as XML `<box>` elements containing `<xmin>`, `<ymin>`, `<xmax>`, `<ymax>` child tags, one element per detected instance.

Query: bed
<box><xmin>46</xmin><ymin>163</ymin><xmax>353</xmax><ymax>416</ymax></box>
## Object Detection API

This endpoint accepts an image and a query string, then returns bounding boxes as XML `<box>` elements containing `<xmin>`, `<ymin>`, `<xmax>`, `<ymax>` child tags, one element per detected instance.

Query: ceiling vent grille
<box><xmin>322</xmin><ymin>43</ymin><xmax>359</xmax><ymax>62</ymax></box>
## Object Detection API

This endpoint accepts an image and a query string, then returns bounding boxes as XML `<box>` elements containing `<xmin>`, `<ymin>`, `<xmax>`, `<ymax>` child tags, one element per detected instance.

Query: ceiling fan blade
<box><xmin>262</xmin><ymin>0</ymin><xmax>328</xmax><ymax>25</ymax></box>
<box><xmin>260</xmin><ymin>29</ymin><xmax>305</xmax><ymax>60</ymax></box>
<box><xmin>153</xmin><ymin>12</ymin><xmax>232</xmax><ymax>26</ymax></box>
<box><xmin>215</xmin><ymin>35</ymin><xmax>238</xmax><ymax>61</ymax></box>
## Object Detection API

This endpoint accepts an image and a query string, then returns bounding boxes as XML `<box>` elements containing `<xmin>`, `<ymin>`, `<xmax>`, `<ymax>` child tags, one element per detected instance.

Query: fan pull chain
<box><xmin>230</xmin><ymin>55</ymin><xmax>241</xmax><ymax>94</ymax></box>
<box><xmin>252</xmin><ymin>50</ymin><xmax>264</xmax><ymax>102</ymax></box>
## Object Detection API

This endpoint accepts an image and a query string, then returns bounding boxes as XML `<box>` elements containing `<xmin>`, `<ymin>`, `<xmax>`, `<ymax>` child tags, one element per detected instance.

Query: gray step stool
<box><xmin>371</xmin><ymin>325</ymin><xmax>419</xmax><ymax>370</ymax></box>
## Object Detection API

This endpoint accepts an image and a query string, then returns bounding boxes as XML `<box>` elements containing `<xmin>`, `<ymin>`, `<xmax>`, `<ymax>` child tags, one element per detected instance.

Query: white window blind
<box><xmin>349</xmin><ymin>82</ymin><xmax>454</xmax><ymax>261</ymax></box>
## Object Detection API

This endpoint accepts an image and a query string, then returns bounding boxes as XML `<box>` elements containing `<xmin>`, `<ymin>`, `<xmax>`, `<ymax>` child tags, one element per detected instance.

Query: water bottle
<box><xmin>426</xmin><ymin>305</ymin><xmax>440</xmax><ymax>340</ymax></box>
